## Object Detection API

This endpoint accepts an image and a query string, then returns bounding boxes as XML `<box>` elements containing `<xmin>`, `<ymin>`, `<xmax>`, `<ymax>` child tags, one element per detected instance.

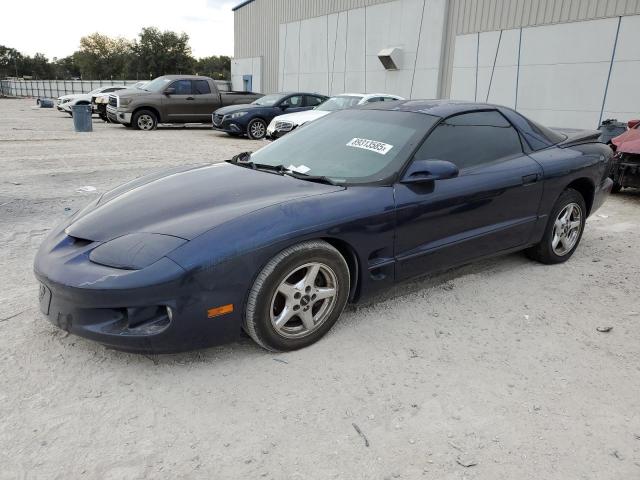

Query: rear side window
<box><xmin>171</xmin><ymin>80</ymin><xmax>192</xmax><ymax>95</ymax></box>
<box><xmin>305</xmin><ymin>95</ymin><xmax>324</xmax><ymax>106</ymax></box>
<box><xmin>193</xmin><ymin>80</ymin><xmax>211</xmax><ymax>94</ymax></box>
<box><xmin>414</xmin><ymin>111</ymin><xmax>523</xmax><ymax>170</ymax></box>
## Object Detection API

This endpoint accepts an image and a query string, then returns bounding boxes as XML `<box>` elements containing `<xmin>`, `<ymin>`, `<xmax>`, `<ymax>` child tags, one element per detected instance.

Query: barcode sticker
<box><xmin>346</xmin><ymin>138</ymin><xmax>394</xmax><ymax>155</ymax></box>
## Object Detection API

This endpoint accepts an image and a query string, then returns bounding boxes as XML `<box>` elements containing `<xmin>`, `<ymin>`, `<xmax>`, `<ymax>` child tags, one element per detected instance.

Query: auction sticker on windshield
<box><xmin>346</xmin><ymin>138</ymin><xmax>393</xmax><ymax>155</ymax></box>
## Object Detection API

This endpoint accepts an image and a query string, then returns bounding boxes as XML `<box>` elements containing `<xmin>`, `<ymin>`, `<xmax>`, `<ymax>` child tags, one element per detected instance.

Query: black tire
<box><xmin>132</xmin><ymin>110</ymin><xmax>157</xmax><ymax>131</ymax></box>
<box><xmin>244</xmin><ymin>240</ymin><xmax>350</xmax><ymax>351</ymax></box>
<box><xmin>526</xmin><ymin>188</ymin><xmax>587</xmax><ymax>264</ymax></box>
<box><xmin>246</xmin><ymin>118</ymin><xmax>267</xmax><ymax>140</ymax></box>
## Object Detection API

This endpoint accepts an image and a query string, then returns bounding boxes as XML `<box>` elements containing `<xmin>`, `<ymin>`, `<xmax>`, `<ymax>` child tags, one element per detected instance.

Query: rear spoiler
<box><xmin>551</xmin><ymin>128</ymin><xmax>602</xmax><ymax>148</ymax></box>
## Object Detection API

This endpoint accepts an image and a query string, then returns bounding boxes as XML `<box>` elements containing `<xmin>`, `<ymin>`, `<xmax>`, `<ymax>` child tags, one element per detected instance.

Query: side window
<box><xmin>281</xmin><ymin>95</ymin><xmax>303</xmax><ymax>107</ymax></box>
<box><xmin>365</xmin><ymin>97</ymin><xmax>384</xmax><ymax>103</ymax></box>
<box><xmin>171</xmin><ymin>80</ymin><xmax>192</xmax><ymax>95</ymax></box>
<box><xmin>103</xmin><ymin>87</ymin><xmax>119</xmax><ymax>93</ymax></box>
<box><xmin>305</xmin><ymin>95</ymin><xmax>324</xmax><ymax>107</ymax></box>
<box><xmin>193</xmin><ymin>80</ymin><xmax>211</xmax><ymax>95</ymax></box>
<box><xmin>414</xmin><ymin>111</ymin><xmax>523</xmax><ymax>170</ymax></box>
<box><xmin>383</xmin><ymin>96</ymin><xmax>399</xmax><ymax>102</ymax></box>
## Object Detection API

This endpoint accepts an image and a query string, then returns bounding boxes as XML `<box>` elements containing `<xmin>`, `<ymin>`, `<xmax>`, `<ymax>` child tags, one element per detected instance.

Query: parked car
<box><xmin>266</xmin><ymin>93</ymin><xmax>404</xmax><ymax>139</ymax></box>
<box><xmin>106</xmin><ymin>75</ymin><xmax>262</xmax><ymax>130</ymax></box>
<box><xmin>212</xmin><ymin>92</ymin><xmax>328</xmax><ymax>139</ymax></box>
<box><xmin>57</xmin><ymin>86</ymin><xmax>127</xmax><ymax>116</ymax></box>
<box><xmin>92</xmin><ymin>85</ymin><xmax>143</xmax><ymax>121</ymax></box>
<box><xmin>610</xmin><ymin>118</ymin><xmax>640</xmax><ymax>192</ymax></box>
<box><xmin>34</xmin><ymin>100</ymin><xmax>613</xmax><ymax>353</ymax></box>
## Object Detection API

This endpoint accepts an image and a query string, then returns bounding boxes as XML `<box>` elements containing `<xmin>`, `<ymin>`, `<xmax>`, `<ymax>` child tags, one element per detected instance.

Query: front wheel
<box><xmin>244</xmin><ymin>241</ymin><xmax>350</xmax><ymax>351</ymax></box>
<box><xmin>132</xmin><ymin>110</ymin><xmax>157</xmax><ymax>130</ymax></box>
<box><xmin>247</xmin><ymin>118</ymin><xmax>267</xmax><ymax>140</ymax></box>
<box><xmin>526</xmin><ymin>188</ymin><xmax>586</xmax><ymax>264</ymax></box>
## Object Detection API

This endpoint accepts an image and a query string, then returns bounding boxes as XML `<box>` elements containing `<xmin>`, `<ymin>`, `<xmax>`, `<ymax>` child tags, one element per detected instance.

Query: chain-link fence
<box><xmin>0</xmin><ymin>79</ymin><xmax>142</xmax><ymax>99</ymax></box>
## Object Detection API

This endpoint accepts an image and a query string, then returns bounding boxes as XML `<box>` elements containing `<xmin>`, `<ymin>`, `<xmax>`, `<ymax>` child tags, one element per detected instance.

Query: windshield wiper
<box><xmin>284</xmin><ymin>170</ymin><xmax>338</xmax><ymax>186</ymax></box>
<box><xmin>226</xmin><ymin>153</ymin><xmax>287</xmax><ymax>175</ymax></box>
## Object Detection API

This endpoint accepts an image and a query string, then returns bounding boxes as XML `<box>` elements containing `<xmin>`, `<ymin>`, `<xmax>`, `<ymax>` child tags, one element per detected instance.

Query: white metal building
<box><xmin>232</xmin><ymin>0</ymin><xmax>640</xmax><ymax>129</ymax></box>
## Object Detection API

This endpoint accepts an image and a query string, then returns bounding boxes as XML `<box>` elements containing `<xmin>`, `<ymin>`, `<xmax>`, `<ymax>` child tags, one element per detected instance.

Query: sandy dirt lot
<box><xmin>1</xmin><ymin>98</ymin><xmax>639</xmax><ymax>480</ymax></box>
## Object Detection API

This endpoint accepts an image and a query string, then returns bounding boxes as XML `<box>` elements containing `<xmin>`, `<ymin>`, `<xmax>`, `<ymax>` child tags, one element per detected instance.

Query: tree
<box><xmin>132</xmin><ymin>27</ymin><xmax>194</xmax><ymax>78</ymax></box>
<box><xmin>0</xmin><ymin>45</ymin><xmax>22</xmax><ymax>78</ymax></box>
<box><xmin>74</xmin><ymin>33</ymin><xmax>133</xmax><ymax>79</ymax></box>
<box><xmin>195</xmin><ymin>55</ymin><xmax>230</xmax><ymax>80</ymax></box>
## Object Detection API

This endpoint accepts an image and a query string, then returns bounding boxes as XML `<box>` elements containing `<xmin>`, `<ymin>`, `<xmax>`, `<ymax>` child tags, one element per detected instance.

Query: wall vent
<box><xmin>378</xmin><ymin>47</ymin><xmax>402</xmax><ymax>70</ymax></box>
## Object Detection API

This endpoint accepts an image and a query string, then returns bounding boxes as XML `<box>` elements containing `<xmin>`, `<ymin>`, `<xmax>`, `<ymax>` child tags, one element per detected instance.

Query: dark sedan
<box><xmin>212</xmin><ymin>92</ymin><xmax>327</xmax><ymax>139</ymax></box>
<box><xmin>35</xmin><ymin>100</ymin><xmax>613</xmax><ymax>353</ymax></box>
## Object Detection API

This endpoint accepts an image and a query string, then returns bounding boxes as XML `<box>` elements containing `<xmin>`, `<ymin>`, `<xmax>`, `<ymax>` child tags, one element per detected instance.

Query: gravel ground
<box><xmin>1</xmin><ymin>98</ymin><xmax>639</xmax><ymax>480</ymax></box>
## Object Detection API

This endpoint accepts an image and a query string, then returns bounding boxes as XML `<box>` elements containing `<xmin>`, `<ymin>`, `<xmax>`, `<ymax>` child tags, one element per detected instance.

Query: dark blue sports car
<box><xmin>212</xmin><ymin>92</ymin><xmax>328</xmax><ymax>139</ymax></box>
<box><xmin>35</xmin><ymin>100</ymin><xmax>613</xmax><ymax>353</ymax></box>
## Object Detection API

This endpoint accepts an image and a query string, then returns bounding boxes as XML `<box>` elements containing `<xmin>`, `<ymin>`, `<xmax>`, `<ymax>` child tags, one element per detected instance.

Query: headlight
<box><xmin>89</xmin><ymin>233</ymin><xmax>186</xmax><ymax>270</ymax></box>
<box><xmin>62</xmin><ymin>98</ymin><xmax>72</xmax><ymax>104</ymax></box>
<box><xmin>228</xmin><ymin>111</ymin><xmax>248</xmax><ymax>119</ymax></box>
<box><xmin>118</xmin><ymin>97</ymin><xmax>132</xmax><ymax>107</ymax></box>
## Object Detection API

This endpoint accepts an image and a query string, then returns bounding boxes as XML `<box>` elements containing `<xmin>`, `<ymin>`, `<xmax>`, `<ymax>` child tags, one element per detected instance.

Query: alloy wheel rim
<box><xmin>270</xmin><ymin>262</ymin><xmax>338</xmax><ymax>338</ymax></box>
<box><xmin>251</xmin><ymin>121</ymin><xmax>265</xmax><ymax>138</ymax></box>
<box><xmin>138</xmin><ymin>115</ymin><xmax>153</xmax><ymax>130</ymax></box>
<box><xmin>551</xmin><ymin>202</ymin><xmax>582</xmax><ymax>256</ymax></box>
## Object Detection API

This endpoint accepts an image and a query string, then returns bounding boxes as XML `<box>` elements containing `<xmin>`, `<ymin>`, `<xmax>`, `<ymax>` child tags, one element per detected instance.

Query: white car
<box><xmin>266</xmin><ymin>93</ymin><xmax>404</xmax><ymax>139</ymax></box>
<box><xmin>56</xmin><ymin>86</ymin><xmax>127</xmax><ymax>115</ymax></box>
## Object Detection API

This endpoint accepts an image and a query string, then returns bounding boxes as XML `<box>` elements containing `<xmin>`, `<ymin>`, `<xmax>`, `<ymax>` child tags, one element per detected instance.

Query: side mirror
<box><xmin>279</xmin><ymin>104</ymin><xmax>289</xmax><ymax>110</ymax></box>
<box><xmin>401</xmin><ymin>159</ymin><xmax>459</xmax><ymax>184</ymax></box>
<box><xmin>628</xmin><ymin>119</ymin><xmax>640</xmax><ymax>129</ymax></box>
<box><xmin>164</xmin><ymin>87</ymin><xmax>176</xmax><ymax>96</ymax></box>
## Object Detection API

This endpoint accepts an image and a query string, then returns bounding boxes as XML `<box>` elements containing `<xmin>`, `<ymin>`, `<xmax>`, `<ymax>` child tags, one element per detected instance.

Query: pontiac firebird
<box><xmin>34</xmin><ymin>100</ymin><xmax>613</xmax><ymax>353</ymax></box>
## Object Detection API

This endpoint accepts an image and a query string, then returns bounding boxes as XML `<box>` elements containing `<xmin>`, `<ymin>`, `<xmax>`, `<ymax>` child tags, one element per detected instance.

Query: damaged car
<box><xmin>610</xmin><ymin>119</ymin><xmax>640</xmax><ymax>192</ymax></box>
<box><xmin>34</xmin><ymin>101</ymin><xmax>613</xmax><ymax>353</ymax></box>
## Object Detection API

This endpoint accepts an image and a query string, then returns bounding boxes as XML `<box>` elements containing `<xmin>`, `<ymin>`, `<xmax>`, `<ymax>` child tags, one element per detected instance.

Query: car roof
<box><xmin>274</xmin><ymin>92</ymin><xmax>327</xmax><ymax>96</ymax></box>
<box><xmin>161</xmin><ymin>75</ymin><xmax>211</xmax><ymax>80</ymax></box>
<box><xmin>356</xmin><ymin>99</ymin><xmax>512</xmax><ymax>118</ymax></box>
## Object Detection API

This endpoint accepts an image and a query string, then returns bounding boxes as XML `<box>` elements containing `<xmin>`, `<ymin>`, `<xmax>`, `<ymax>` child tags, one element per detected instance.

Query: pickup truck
<box><xmin>106</xmin><ymin>75</ymin><xmax>262</xmax><ymax>130</ymax></box>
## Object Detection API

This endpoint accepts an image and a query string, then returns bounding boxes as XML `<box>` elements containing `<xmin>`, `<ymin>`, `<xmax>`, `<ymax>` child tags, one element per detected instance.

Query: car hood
<box><xmin>65</xmin><ymin>163</ymin><xmax>343</xmax><ymax>242</ymax></box>
<box><xmin>215</xmin><ymin>104</ymin><xmax>264</xmax><ymax>115</ymax></box>
<box><xmin>273</xmin><ymin>110</ymin><xmax>329</xmax><ymax>125</ymax></box>
<box><xmin>116</xmin><ymin>89</ymin><xmax>153</xmax><ymax>99</ymax></box>
<box><xmin>612</xmin><ymin>128</ymin><xmax>640</xmax><ymax>155</ymax></box>
<box><xmin>58</xmin><ymin>94</ymin><xmax>89</xmax><ymax>101</ymax></box>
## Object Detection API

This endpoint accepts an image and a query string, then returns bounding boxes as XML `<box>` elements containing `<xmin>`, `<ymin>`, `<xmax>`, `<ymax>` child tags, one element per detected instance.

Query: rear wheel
<box><xmin>244</xmin><ymin>240</ymin><xmax>350</xmax><ymax>351</ymax></box>
<box><xmin>526</xmin><ymin>188</ymin><xmax>586</xmax><ymax>264</ymax></box>
<box><xmin>132</xmin><ymin>110</ymin><xmax>157</xmax><ymax>131</ymax></box>
<box><xmin>247</xmin><ymin>118</ymin><xmax>267</xmax><ymax>140</ymax></box>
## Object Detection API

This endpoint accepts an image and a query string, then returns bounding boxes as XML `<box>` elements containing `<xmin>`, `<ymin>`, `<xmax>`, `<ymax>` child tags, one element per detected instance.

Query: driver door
<box><xmin>394</xmin><ymin>110</ymin><xmax>544</xmax><ymax>281</ymax></box>
<box><xmin>162</xmin><ymin>79</ymin><xmax>195</xmax><ymax>122</ymax></box>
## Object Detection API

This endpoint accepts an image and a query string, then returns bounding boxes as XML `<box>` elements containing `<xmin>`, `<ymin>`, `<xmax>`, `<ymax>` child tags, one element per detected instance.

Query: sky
<box><xmin>0</xmin><ymin>0</ymin><xmax>237</xmax><ymax>59</ymax></box>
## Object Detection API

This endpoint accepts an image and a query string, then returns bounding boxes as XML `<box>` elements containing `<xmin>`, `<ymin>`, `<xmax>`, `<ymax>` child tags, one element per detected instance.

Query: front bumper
<box><xmin>34</xmin><ymin>226</ymin><xmax>242</xmax><ymax>353</ymax></box>
<box><xmin>106</xmin><ymin>105</ymin><xmax>132</xmax><ymax>125</ymax></box>
<box><xmin>211</xmin><ymin>113</ymin><xmax>246</xmax><ymax>135</ymax></box>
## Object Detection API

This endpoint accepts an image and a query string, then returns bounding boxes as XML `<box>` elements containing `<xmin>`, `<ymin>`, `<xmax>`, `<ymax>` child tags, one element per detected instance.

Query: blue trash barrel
<box><xmin>39</xmin><ymin>98</ymin><xmax>54</xmax><ymax>108</ymax></box>
<box><xmin>71</xmin><ymin>105</ymin><xmax>93</xmax><ymax>132</ymax></box>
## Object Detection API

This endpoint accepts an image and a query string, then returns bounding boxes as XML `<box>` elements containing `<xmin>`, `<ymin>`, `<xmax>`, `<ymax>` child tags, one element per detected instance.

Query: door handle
<box><xmin>186</xmin><ymin>96</ymin><xmax>195</xmax><ymax>100</ymax></box>
<box><xmin>522</xmin><ymin>173</ymin><xmax>539</xmax><ymax>185</ymax></box>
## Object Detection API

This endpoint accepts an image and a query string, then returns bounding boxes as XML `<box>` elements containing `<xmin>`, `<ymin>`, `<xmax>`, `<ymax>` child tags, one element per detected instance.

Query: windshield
<box><xmin>143</xmin><ymin>77</ymin><xmax>172</xmax><ymax>92</ymax></box>
<box><xmin>88</xmin><ymin>88</ymin><xmax>102</xmax><ymax>94</ymax></box>
<box><xmin>249</xmin><ymin>109</ymin><xmax>438</xmax><ymax>184</ymax></box>
<box><xmin>252</xmin><ymin>94</ymin><xmax>286</xmax><ymax>106</ymax></box>
<box><xmin>316</xmin><ymin>96</ymin><xmax>363</xmax><ymax>112</ymax></box>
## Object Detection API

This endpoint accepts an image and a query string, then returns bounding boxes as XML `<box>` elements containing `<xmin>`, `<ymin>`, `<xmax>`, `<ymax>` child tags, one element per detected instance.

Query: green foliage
<box><xmin>1</xmin><ymin>27</ymin><xmax>231</xmax><ymax>80</ymax></box>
